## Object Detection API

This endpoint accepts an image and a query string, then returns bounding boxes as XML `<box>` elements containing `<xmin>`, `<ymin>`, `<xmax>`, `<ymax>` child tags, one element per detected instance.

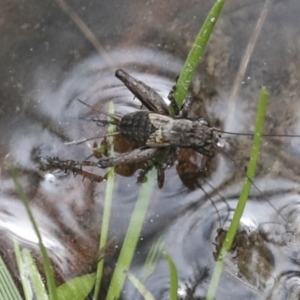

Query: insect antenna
<box><xmin>215</xmin><ymin>129</ymin><xmax>300</xmax><ymax>138</ymax></box>
<box><xmin>78</xmin><ymin>116</ymin><xmax>120</xmax><ymax>126</ymax></box>
<box><xmin>77</xmin><ymin>99</ymin><xmax>122</xmax><ymax>122</ymax></box>
<box><xmin>215</xmin><ymin>145</ymin><xmax>288</xmax><ymax>224</ymax></box>
<box><xmin>197</xmin><ymin>183</ymin><xmax>223</xmax><ymax>229</ymax></box>
<box><xmin>64</xmin><ymin>132</ymin><xmax>120</xmax><ymax>145</ymax></box>
<box><xmin>199</xmin><ymin>177</ymin><xmax>232</xmax><ymax>229</ymax></box>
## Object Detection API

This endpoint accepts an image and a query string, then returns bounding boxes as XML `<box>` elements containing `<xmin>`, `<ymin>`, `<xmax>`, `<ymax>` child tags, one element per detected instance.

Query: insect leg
<box><xmin>42</xmin><ymin>148</ymin><xmax>158</xmax><ymax>180</ymax></box>
<box><xmin>53</xmin><ymin>148</ymin><xmax>157</xmax><ymax>169</ymax></box>
<box><xmin>137</xmin><ymin>147</ymin><xmax>175</xmax><ymax>188</ymax></box>
<box><xmin>69</xmin><ymin>166</ymin><xmax>106</xmax><ymax>182</ymax></box>
<box><xmin>193</xmin><ymin>145</ymin><xmax>215</xmax><ymax>158</ymax></box>
<box><xmin>180</xmin><ymin>93</ymin><xmax>193</xmax><ymax>118</ymax></box>
<box><xmin>97</xmin><ymin>148</ymin><xmax>158</xmax><ymax>168</ymax></box>
<box><xmin>115</xmin><ymin>69</ymin><xmax>170</xmax><ymax>115</ymax></box>
<box><xmin>156</xmin><ymin>167</ymin><xmax>165</xmax><ymax>189</ymax></box>
<box><xmin>40</xmin><ymin>157</ymin><xmax>105</xmax><ymax>182</ymax></box>
<box><xmin>137</xmin><ymin>162</ymin><xmax>165</xmax><ymax>188</ymax></box>
<box><xmin>168</xmin><ymin>84</ymin><xmax>180</xmax><ymax>116</ymax></box>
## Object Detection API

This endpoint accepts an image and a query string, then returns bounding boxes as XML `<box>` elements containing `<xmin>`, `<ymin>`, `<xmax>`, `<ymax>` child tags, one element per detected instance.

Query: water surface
<box><xmin>1</xmin><ymin>0</ymin><xmax>300</xmax><ymax>299</ymax></box>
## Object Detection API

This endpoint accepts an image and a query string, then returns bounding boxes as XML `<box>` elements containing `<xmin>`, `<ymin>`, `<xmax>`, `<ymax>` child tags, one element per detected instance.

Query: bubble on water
<box><xmin>44</xmin><ymin>173</ymin><xmax>56</xmax><ymax>183</ymax></box>
<box><xmin>217</xmin><ymin>140</ymin><xmax>225</xmax><ymax>148</ymax></box>
<box><xmin>177</xmin><ymin>285</ymin><xmax>187</xmax><ymax>298</ymax></box>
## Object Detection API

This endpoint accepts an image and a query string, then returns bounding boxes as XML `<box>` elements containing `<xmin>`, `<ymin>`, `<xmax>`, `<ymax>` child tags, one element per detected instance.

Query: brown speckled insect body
<box><xmin>43</xmin><ymin>69</ymin><xmax>220</xmax><ymax>186</ymax></box>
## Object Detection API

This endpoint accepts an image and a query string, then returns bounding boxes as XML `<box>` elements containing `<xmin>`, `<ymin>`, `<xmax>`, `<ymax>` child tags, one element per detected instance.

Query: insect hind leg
<box><xmin>115</xmin><ymin>69</ymin><xmax>170</xmax><ymax>115</ymax></box>
<box><xmin>46</xmin><ymin>148</ymin><xmax>158</xmax><ymax>171</ymax></box>
<box><xmin>97</xmin><ymin>148</ymin><xmax>158</xmax><ymax>168</ymax></box>
<box><xmin>40</xmin><ymin>157</ymin><xmax>105</xmax><ymax>182</ymax></box>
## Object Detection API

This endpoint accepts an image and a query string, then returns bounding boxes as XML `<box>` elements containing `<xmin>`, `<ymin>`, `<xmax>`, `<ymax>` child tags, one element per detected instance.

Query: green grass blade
<box><xmin>57</xmin><ymin>273</ymin><xmax>96</xmax><ymax>300</ymax></box>
<box><xmin>173</xmin><ymin>0</ymin><xmax>225</xmax><ymax>108</ymax></box>
<box><xmin>22</xmin><ymin>248</ymin><xmax>48</xmax><ymax>300</ymax></box>
<box><xmin>162</xmin><ymin>252</ymin><xmax>178</xmax><ymax>300</ymax></box>
<box><xmin>14</xmin><ymin>239</ymin><xmax>33</xmax><ymax>300</ymax></box>
<box><xmin>206</xmin><ymin>87</ymin><xmax>269</xmax><ymax>300</ymax></box>
<box><xmin>0</xmin><ymin>254</ymin><xmax>23</xmax><ymax>300</ymax></box>
<box><xmin>93</xmin><ymin>102</ymin><xmax>116</xmax><ymax>300</ymax></box>
<box><xmin>9</xmin><ymin>166</ymin><xmax>58</xmax><ymax>300</ymax></box>
<box><xmin>106</xmin><ymin>168</ymin><xmax>156</xmax><ymax>300</ymax></box>
<box><xmin>125</xmin><ymin>271</ymin><xmax>155</xmax><ymax>300</ymax></box>
<box><xmin>140</xmin><ymin>236</ymin><xmax>164</xmax><ymax>282</ymax></box>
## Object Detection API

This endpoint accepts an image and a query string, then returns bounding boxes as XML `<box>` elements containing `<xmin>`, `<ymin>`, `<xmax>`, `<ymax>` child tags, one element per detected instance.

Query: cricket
<box><xmin>42</xmin><ymin>69</ymin><xmax>224</xmax><ymax>187</ymax></box>
<box><xmin>41</xmin><ymin>68</ymin><xmax>300</xmax><ymax>205</ymax></box>
<box><xmin>42</xmin><ymin>68</ymin><xmax>300</xmax><ymax>289</ymax></box>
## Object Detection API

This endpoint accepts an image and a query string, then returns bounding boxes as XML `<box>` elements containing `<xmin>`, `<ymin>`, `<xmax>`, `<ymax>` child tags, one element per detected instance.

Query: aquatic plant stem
<box><xmin>173</xmin><ymin>0</ymin><xmax>225</xmax><ymax>109</ymax></box>
<box><xmin>9</xmin><ymin>165</ymin><xmax>58</xmax><ymax>300</ymax></box>
<box><xmin>106</xmin><ymin>168</ymin><xmax>156</xmax><ymax>300</ymax></box>
<box><xmin>1</xmin><ymin>246</ymin><xmax>23</xmax><ymax>300</ymax></box>
<box><xmin>163</xmin><ymin>252</ymin><xmax>178</xmax><ymax>300</ymax></box>
<box><xmin>93</xmin><ymin>102</ymin><xmax>116</xmax><ymax>300</ymax></box>
<box><xmin>93</xmin><ymin>168</ymin><xmax>114</xmax><ymax>300</ymax></box>
<box><xmin>206</xmin><ymin>87</ymin><xmax>268</xmax><ymax>300</ymax></box>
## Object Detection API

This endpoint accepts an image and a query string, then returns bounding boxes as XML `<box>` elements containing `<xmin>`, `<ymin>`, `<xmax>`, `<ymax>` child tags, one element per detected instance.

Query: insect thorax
<box><xmin>147</xmin><ymin>114</ymin><xmax>216</xmax><ymax>149</ymax></box>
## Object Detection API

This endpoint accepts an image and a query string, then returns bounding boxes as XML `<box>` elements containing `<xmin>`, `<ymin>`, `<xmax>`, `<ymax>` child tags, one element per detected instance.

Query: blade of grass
<box><xmin>125</xmin><ymin>271</ymin><xmax>155</xmax><ymax>300</ymax></box>
<box><xmin>9</xmin><ymin>166</ymin><xmax>58</xmax><ymax>300</ymax></box>
<box><xmin>162</xmin><ymin>252</ymin><xmax>178</xmax><ymax>300</ymax></box>
<box><xmin>173</xmin><ymin>0</ymin><xmax>225</xmax><ymax>109</ymax></box>
<box><xmin>206</xmin><ymin>87</ymin><xmax>268</xmax><ymax>300</ymax></box>
<box><xmin>14</xmin><ymin>239</ymin><xmax>33</xmax><ymax>300</ymax></box>
<box><xmin>0</xmin><ymin>254</ymin><xmax>23</xmax><ymax>300</ymax></box>
<box><xmin>22</xmin><ymin>248</ymin><xmax>48</xmax><ymax>300</ymax></box>
<box><xmin>106</xmin><ymin>168</ymin><xmax>156</xmax><ymax>300</ymax></box>
<box><xmin>57</xmin><ymin>273</ymin><xmax>96</xmax><ymax>300</ymax></box>
<box><xmin>93</xmin><ymin>102</ymin><xmax>116</xmax><ymax>299</ymax></box>
<box><xmin>140</xmin><ymin>235</ymin><xmax>164</xmax><ymax>282</ymax></box>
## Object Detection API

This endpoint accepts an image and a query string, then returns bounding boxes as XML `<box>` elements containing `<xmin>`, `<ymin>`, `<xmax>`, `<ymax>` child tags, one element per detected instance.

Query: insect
<box><xmin>41</xmin><ymin>69</ymin><xmax>300</xmax><ymax>298</ymax></box>
<box><xmin>42</xmin><ymin>69</ymin><xmax>222</xmax><ymax>188</ymax></box>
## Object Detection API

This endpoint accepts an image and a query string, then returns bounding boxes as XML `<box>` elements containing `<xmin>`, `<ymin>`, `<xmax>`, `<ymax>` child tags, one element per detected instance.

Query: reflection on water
<box><xmin>1</xmin><ymin>0</ymin><xmax>300</xmax><ymax>298</ymax></box>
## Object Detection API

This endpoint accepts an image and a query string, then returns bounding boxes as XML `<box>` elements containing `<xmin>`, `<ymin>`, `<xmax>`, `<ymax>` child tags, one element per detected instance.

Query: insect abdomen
<box><xmin>120</xmin><ymin>111</ymin><xmax>156</xmax><ymax>147</ymax></box>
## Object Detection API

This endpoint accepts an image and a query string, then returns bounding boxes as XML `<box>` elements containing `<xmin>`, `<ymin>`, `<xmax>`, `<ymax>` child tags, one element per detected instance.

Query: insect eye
<box><xmin>199</xmin><ymin>118</ymin><xmax>210</xmax><ymax>126</ymax></box>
